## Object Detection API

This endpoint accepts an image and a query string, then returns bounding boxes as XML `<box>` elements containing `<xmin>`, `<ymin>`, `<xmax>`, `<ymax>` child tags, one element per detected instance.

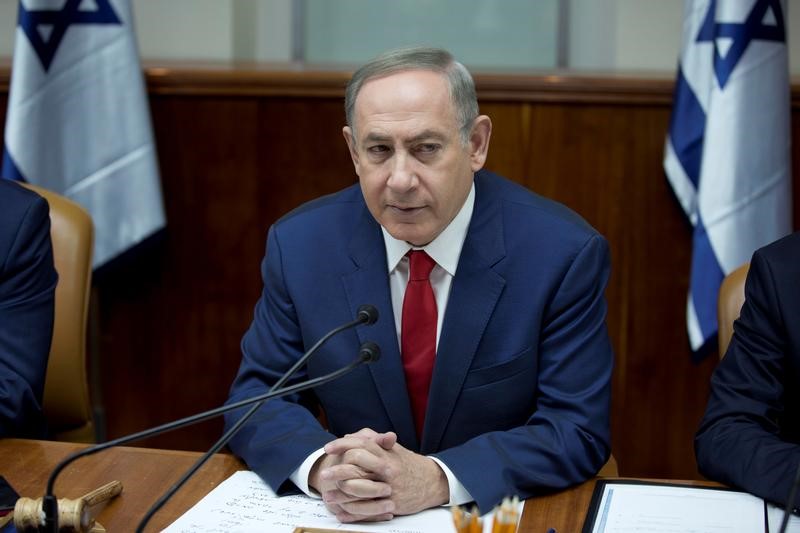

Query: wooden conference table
<box><xmin>0</xmin><ymin>439</ymin><xmax>712</xmax><ymax>531</ymax></box>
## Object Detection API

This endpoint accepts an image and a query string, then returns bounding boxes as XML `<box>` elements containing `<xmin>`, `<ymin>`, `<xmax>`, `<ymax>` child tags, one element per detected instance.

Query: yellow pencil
<box><xmin>491</xmin><ymin>502</ymin><xmax>503</xmax><ymax>533</ymax></box>
<box><xmin>491</xmin><ymin>496</ymin><xmax>519</xmax><ymax>533</ymax></box>
<box><xmin>451</xmin><ymin>506</ymin><xmax>466</xmax><ymax>532</ymax></box>
<box><xmin>509</xmin><ymin>495</ymin><xmax>520</xmax><ymax>533</ymax></box>
<box><xmin>469</xmin><ymin>505</ymin><xmax>481</xmax><ymax>533</ymax></box>
<box><xmin>506</xmin><ymin>497</ymin><xmax>515</xmax><ymax>533</ymax></box>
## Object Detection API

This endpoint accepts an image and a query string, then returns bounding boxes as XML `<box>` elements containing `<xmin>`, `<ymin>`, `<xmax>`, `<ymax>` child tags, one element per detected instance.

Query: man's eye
<box><xmin>416</xmin><ymin>143</ymin><xmax>440</xmax><ymax>154</ymax></box>
<box><xmin>368</xmin><ymin>145</ymin><xmax>389</xmax><ymax>154</ymax></box>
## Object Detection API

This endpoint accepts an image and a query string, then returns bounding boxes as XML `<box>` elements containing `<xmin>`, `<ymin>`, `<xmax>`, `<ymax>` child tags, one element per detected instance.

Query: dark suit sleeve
<box><xmin>433</xmin><ymin>234</ymin><xmax>613</xmax><ymax>510</ymax></box>
<box><xmin>695</xmin><ymin>249</ymin><xmax>800</xmax><ymax>508</ymax></box>
<box><xmin>224</xmin><ymin>226</ymin><xmax>335</xmax><ymax>493</ymax></box>
<box><xmin>0</xmin><ymin>194</ymin><xmax>57</xmax><ymax>438</ymax></box>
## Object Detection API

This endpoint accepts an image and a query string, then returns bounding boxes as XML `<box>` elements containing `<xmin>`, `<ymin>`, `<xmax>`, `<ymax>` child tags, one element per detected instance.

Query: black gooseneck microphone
<box><xmin>135</xmin><ymin>340</ymin><xmax>381</xmax><ymax>532</ymax></box>
<box><xmin>778</xmin><ymin>459</ymin><xmax>800</xmax><ymax>533</ymax></box>
<box><xmin>41</xmin><ymin>305</ymin><xmax>379</xmax><ymax>533</ymax></box>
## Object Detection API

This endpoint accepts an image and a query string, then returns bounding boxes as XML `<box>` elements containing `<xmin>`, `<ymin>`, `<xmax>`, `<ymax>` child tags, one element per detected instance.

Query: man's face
<box><xmin>343</xmin><ymin>70</ymin><xmax>491</xmax><ymax>246</ymax></box>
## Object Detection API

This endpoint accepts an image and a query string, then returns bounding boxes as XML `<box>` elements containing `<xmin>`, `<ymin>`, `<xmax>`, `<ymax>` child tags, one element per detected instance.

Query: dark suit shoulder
<box><xmin>748</xmin><ymin>232</ymin><xmax>800</xmax><ymax>348</ymax></box>
<box><xmin>274</xmin><ymin>183</ymin><xmax>362</xmax><ymax>228</ymax></box>
<box><xmin>0</xmin><ymin>179</ymin><xmax>47</xmax><ymax>216</ymax></box>
<box><xmin>0</xmin><ymin>180</ymin><xmax>51</xmax><ymax>273</ymax></box>
<box><xmin>752</xmin><ymin>231</ymin><xmax>800</xmax><ymax>272</ymax></box>
<box><xmin>267</xmin><ymin>183</ymin><xmax>371</xmax><ymax>261</ymax></box>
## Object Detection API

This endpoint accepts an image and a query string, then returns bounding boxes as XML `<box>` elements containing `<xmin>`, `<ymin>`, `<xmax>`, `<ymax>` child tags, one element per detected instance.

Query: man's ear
<box><xmin>468</xmin><ymin>115</ymin><xmax>492</xmax><ymax>171</ymax></box>
<box><xmin>343</xmin><ymin>126</ymin><xmax>361</xmax><ymax>175</ymax></box>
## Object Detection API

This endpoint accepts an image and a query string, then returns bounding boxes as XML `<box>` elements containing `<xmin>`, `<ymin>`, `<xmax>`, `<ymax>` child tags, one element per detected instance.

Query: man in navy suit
<box><xmin>225</xmin><ymin>47</ymin><xmax>613</xmax><ymax>521</ymax></box>
<box><xmin>696</xmin><ymin>231</ymin><xmax>800</xmax><ymax>509</ymax></box>
<box><xmin>0</xmin><ymin>179</ymin><xmax>57</xmax><ymax>438</ymax></box>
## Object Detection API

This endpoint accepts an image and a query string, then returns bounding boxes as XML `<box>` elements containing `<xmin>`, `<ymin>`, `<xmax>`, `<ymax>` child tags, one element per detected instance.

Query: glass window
<box><xmin>303</xmin><ymin>0</ymin><xmax>560</xmax><ymax>70</ymax></box>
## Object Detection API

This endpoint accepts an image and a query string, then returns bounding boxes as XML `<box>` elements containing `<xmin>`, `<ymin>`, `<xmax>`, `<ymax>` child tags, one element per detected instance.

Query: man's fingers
<box><xmin>323</xmin><ymin>501</ymin><xmax>344</xmax><ymax>515</ymax></box>
<box><xmin>344</xmin><ymin>428</ymin><xmax>380</xmax><ymax>439</ymax></box>
<box><xmin>324</xmin><ymin>501</ymin><xmax>393</xmax><ymax>524</ymax></box>
<box><xmin>322</xmin><ymin>486</ymin><xmax>395</xmax><ymax>521</ymax></box>
<box><xmin>324</xmin><ymin>435</ymin><xmax>373</xmax><ymax>455</ymax></box>
<box><xmin>375</xmin><ymin>431</ymin><xmax>398</xmax><ymax>450</ymax></box>
<box><xmin>320</xmin><ymin>462</ymin><xmax>379</xmax><ymax>484</ymax></box>
<box><xmin>335</xmin><ymin>510</ymin><xmax>394</xmax><ymax>523</ymax></box>
<box><xmin>340</xmin><ymin>447</ymin><xmax>389</xmax><ymax>474</ymax></box>
<box><xmin>322</xmin><ymin>479</ymin><xmax>391</xmax><ymax>502</ymax></box>
<box><xmin>325</xmin><ymin>429</ymin><xmax>398</xmax><ymax>455</ymax></box>
<box><xmin>335</xmin><ymin>497</ymin><xmax>396</xmax><ymax>520</ymax></box>
<box><xmin>336</xmin><ymin>478</ymin><xmax>392</xmax><ymax>499</ymax></box>
<box><xmin>321</xmin><ymin>487</ymin><xmax>363</xmax><ymax>505</ymax></box>
<box><xmin>326</xmin><ymin>440</ymin><xmax>388</xmax><ymax>465</ymax></box>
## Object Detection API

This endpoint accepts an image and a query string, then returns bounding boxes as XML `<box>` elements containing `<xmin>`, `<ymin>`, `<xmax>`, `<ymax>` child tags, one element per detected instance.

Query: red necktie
<box><xmin>401</xmin><ymin>250</ymin><xmax>437</xmax><ymax>438</ymax></box>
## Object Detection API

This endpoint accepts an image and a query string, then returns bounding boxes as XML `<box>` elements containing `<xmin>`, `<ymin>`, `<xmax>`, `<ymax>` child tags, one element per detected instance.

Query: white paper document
<box><xmin>587</xmin><ymin>482</ymin><xmax>765</xmax><ymax>533</ymax></box>
<box><xmin>163</xmin><ymin>470</ymin><xmax>520</xmax><ymax>533</ymax></box>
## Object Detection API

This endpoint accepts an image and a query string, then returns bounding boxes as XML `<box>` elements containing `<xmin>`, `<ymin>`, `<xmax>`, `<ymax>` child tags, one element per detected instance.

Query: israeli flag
<box><xmin>664</xmin><ymin>0</ymin><xmax>792</xmax><ymax>354</ymax></box>
<box><xmin>2</xmin><ymin>0</ymin><xmax>165</xmax><ymax>268</ymax></box>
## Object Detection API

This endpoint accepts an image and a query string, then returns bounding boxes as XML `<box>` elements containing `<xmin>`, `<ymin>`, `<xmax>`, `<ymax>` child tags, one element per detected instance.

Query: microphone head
<box><xmin>358</xmin><ymin>341</ymin><xmax>381</xmax><ymax>363</ymax></box>
<box><xmin>356</xmin><ymin>304</ymin><xmax>379</xmax><ymax>325</ymax></box>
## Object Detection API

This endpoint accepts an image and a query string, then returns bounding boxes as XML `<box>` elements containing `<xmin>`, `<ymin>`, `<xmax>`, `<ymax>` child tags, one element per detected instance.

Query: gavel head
<box><xmin>14</xmin><ymin>496</ymin><xmax>92</xmax><ymax>532</ymax></box>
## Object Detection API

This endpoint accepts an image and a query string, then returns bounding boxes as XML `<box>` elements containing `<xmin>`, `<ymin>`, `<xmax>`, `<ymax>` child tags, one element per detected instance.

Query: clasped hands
<box><xmin>308</xmin><ymin>428</ymin><xmax>450</xmax><ymax>523</ymax></box>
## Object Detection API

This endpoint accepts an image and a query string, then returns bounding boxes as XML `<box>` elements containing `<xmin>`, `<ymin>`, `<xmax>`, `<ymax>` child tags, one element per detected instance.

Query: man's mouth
<box><xmin>389</xmin><ymin>205</ymin><xmax>424</xmax><ymax>214</ymax></box>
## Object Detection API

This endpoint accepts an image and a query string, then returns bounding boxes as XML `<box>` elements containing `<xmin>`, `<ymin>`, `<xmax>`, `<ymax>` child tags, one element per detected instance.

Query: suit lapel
<box><xmin>421</xmin><ymin>179</ymin><xmax>506</xmax><ymax>453</ymax></box>
<box><xmin>341</xmin><ymin>208</ymin><xmax>419</xmax><ymax>449</ymax></box>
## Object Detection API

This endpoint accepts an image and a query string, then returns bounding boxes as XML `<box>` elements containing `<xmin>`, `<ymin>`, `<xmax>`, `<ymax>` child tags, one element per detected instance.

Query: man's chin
<box><xmin>384</xmin><ymin>225</ymin><xmax>433</xmax><ymax>247</ymax></box>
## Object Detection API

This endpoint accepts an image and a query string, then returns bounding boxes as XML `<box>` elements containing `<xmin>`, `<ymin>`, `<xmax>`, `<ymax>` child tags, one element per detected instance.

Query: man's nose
<box><xmin>386</xmin><ymin>152</ymin><xmax>417</xmax><ymax>192</ymax></box>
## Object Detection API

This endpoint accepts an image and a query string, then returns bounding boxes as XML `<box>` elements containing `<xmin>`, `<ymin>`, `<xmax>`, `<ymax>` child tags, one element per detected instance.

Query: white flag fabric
<box><xmin>2</xmin><ymin>0</ymin><xmax>165</xmax><ymax>268</ymax></box>
<box><xmin>664</xmin><ymin>0</ymin><xmax>792</xmax><ymax>354</ymax></box>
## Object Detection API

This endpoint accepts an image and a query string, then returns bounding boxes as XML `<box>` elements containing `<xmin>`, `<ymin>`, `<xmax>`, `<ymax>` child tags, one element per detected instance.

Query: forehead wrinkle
<box><xmin>407</xmin><ymin>129</ymin><xmax>448</xmax><ymax>144</ymax></box>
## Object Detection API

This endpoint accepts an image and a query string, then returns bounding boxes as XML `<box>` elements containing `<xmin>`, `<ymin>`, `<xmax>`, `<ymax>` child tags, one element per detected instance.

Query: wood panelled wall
<box><xmin>1</xmin><ymin>66</ymin><xmax>799</xmax><ymax>480</ymax></box>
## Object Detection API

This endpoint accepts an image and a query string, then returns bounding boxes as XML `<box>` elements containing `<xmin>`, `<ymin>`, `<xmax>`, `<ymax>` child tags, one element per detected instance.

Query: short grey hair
<box><xmin>345</xmin><ymin>46</ymin><xmax>479</xmax><ymax>143</ymax></box>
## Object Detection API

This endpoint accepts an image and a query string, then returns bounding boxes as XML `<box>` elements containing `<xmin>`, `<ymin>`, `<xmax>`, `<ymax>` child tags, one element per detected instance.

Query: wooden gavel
<box><xmin>13</xmin><ymin>480</ymin><xmax>122</xmax><ymax>533</ymax></box>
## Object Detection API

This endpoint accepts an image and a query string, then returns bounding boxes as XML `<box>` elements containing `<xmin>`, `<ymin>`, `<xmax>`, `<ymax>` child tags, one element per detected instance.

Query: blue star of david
<box><xmin>17</xmin><ymin>0</ymin><xmax>121</xmax><ymax>72</ymax></box>
<box><xmin>696</xmin><ymin>0</ymin><xmax>785</xmax><ymax>88</ymax></box>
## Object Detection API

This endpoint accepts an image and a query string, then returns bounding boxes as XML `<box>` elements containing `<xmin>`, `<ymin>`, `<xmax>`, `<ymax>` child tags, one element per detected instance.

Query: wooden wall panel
<box><xmin>1</xmin><ymin>67</ymin><xmax>797</xmax><ymax>481</ymax></box>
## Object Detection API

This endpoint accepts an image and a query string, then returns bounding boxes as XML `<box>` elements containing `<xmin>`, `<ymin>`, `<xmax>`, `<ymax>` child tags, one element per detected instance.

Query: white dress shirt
<box><xmin>290</xmin><ymin>183</ymin><xmax>476</xmax><ymax>506</ymax></box>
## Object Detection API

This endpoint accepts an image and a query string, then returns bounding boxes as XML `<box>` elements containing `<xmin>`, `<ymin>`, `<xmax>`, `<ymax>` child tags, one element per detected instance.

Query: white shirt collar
<box><xmin>381</xmin><ymin>182</ymin><xmax>475</xmax><ymax>276</ymax></box>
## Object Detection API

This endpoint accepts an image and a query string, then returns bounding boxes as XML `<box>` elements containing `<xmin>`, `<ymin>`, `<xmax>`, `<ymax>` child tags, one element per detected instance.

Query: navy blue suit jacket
<box><xmin>225</xmin><ymin>170</ymin><xmax>613</xmax><ymax>511</ymax></box>
<box><xmin>0</xmin><ymin>180</ymin><xmax>57</xmax><ymax>438</ymax></box>
<box><xmin>696</xmin><ymin>231</ymin><xmax>800</xmax><ymax>508</ymax></box>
